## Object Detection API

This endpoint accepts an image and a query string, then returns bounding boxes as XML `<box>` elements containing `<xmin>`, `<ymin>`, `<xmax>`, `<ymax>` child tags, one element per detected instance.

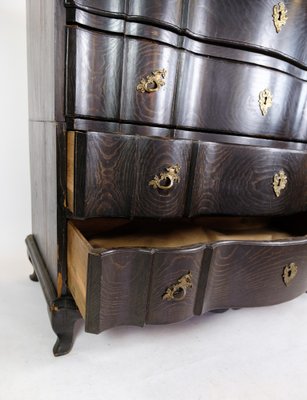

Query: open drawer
<box><xmin>67</xmin><ymin>216</ymin><xmax>307</xmax><ymax>334</ymax></box>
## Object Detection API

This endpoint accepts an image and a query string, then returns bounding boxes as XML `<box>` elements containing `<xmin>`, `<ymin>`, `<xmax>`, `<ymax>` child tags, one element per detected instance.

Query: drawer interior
<box><xmin>67</xmin><ymin>215</ymin><xmax>307</xmax><ymax>322</ymax></box>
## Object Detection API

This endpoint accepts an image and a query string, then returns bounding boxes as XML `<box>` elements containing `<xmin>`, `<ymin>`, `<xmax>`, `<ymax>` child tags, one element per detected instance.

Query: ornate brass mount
<box><xmin>259</xmin><ymin>89</ymin><xmax>273</xmax><ymax>116</ymax></box>
<box><xmin>136</xmin><ymin>68</ymin><xmax>167</xmax><ymax>93</ymax></box>
<box><xmin>273</xmin><ymin>170</ymin><xmax>287</xmax><ymax>197</ymax></box>
<box><xmin>162</xmin><ymin>272</ymin><xmax>193</xmax><ymax>301</ymax></box>
<box><xmin>149</xmin><ymin>164</ymin><xmax>180</xmax><ymax>190</ymax></box>
<box><xmin>273</xmin><ymin>2</ymin><xmax>288</xmax><ymax>33</ymax></box>
<box><xmin>283</xmin><ymin>263</ymin><xmax>298</xmax><ymax>286</ymax></box>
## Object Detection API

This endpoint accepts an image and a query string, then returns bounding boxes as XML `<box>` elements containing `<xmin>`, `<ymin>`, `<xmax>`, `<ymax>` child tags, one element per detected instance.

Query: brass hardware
<box><xmin>273</xmin><ymin>170</ymin><xmax>287</xmax><ymax>197</ymax></box>
<box><xmin>273</xmin><ymin>2</ymin><xmax>288</xmax><ymax>33</ymax></box>
<box><xmin>259</xmin><ymin>89</ymin><xmax>273</xmax><ymax>116</ymax></box>
<box><xmin>283</xmin><ymin>263</ymin><xmax>298</xmax><ymax>286</ymax></box>
<box><xmin>162</xmin><ymin>272</ymin><xmax>193</xmax><ymax>301</ymax></box>
<box><xmin>149</xmin><ymin>164</ymin><xmax>180</xmax><ymax>190</ymax></box>
<box><xmin>136</xmin><ymin>68</ymin><xmax>167</xmax><ymax>93</ymax></box>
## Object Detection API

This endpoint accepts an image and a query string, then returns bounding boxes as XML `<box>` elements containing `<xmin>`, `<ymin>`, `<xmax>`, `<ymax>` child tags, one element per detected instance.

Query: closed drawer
<box><xmin>190</xmin><ymin>141</ymin><xmax>307</xmax><ymax>216</ymax></box>
<box><xmin>66</xmin><ymin>27</ymin><xmax>178</xmax><ymax>126</ymax></box>
<box><xmin>66</xmin><ymin>131</ymin><xmax>192</xmax><ymax>218</ymax></box>
<box><xmin>175</xmin><ymin>52</ymin><xmax>307</xmax><ymax>141</ymax></box>
<box><xmin>187</xmin><ymin>0</ymin><xmax>307</xmax><ymax>67</ymax></box>
<box><xmin>67</xmin><ymin>217</ymin><xmax>307</xmax><ymax>333</ymax></box>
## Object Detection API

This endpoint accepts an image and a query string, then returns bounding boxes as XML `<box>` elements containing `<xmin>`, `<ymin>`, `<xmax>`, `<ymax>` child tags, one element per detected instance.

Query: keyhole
<box><xmin>278</xmin><ymin>11</ymin><xmax>282</xmax><ymax>21</ymax></box>
<box><xmin>288</xmin><ymin>269</ymin><xmax>292</xmax><ymax>278</ymax></box>
<box><xmin>264</xmin><ymin>96</ymin><xmax>268</xmax><ymax>105</ymax></box>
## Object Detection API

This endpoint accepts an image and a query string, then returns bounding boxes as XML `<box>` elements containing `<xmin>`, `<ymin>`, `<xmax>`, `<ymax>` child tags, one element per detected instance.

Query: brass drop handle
<box><xmin>162</xmin><ymin>272</ymin><xmax>193</xmax><ymax>302</ymax></box>
<box><xmin>273</xmin><ymin>2</ymin><xmax>288</xmax><ymax>33</ymax></box>
<box><xmin>283</xmin><ymin>263</ymin><xmax>298</xmax><ymax>286</ymax></box>
<box><xmin>136</xmin><ymin>68</ymin><xmax>167</xmax><ymax>93</ymax></box>
<box><xmin>149</xmin><ymin>164</ymin><xmax>181</xmax><ymax>191</ymax></box>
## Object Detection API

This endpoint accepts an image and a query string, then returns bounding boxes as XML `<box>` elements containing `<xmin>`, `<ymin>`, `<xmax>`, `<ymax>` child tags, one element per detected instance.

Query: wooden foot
<box><xmin>51</xmin><ymin>298</ymin><xmax>80</xmax><ymax>357</ymax></box>
<box><xmin>26</xmin><ymin>235</ymin><xmax>81</xmax><ymax>356</ymax></box>
<box><xmin>29</xmin><ymin>270</ymin><xmax>39</xmax><ymax>282</ymax></box>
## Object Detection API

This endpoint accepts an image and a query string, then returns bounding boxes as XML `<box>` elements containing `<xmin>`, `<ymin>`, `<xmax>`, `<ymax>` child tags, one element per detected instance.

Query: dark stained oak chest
<box><xmin>26</xmin><ymin>0</ymin><xmax>307</xmax><ymax>356</ymax></box>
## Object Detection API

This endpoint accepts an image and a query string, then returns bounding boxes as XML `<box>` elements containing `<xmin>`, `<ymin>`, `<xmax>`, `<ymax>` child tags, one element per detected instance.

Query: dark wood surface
<box><xmin>66</xmin><ymin>27</ymin><xmax>307</xmax><ymax>141</ymax></box>
<box><xmin>203</xmin><ymin>238</ymin><xmax>307</xmax><ymax>312</ymax></box>
<box><xmin>27</xmin><ymin>0</ymin><xmax>65</xmax><ymax>121</ymax></box>
<box><xmin>29</xmin><ymin>122</ymin><xmax>58</xmax><ymax>286</ymax></box>
<box><xmin>71</xmin><ymin>132</ymin><xmax>193</xmax><ymax>218</ymax></box>
<box><xmin>86</xmin><ymin>249</ymin><xmax>152</xmax><ymax>333</ymax></box>
<box><xmin>70</xmin><ymin>130</ymin><xmax>307</xmax><ymax>218</ymax></box>
<box><xmin>69</xmin><ymin>221</ymin><xmax>307</xmax><ymax>333</ymax></box>
<box><xmin>190</xmin><ymin>141</ymin><xmax>307</xmax><ymax>216</ymax></box>
<box><xmin>65</xmin><ymin>0</ymin><xmax>307</xmax><ymax>68</ymax></box>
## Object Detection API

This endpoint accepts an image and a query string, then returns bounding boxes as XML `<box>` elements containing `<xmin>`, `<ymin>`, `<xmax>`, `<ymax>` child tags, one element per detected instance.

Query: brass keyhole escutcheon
<box><xmin>162</xmin><ymin>272</ymin><xmax>192</xmax><ymax>302</ymax></box>
<box><xmin>259</xmin><ymin>89</ymin><xmax>273</xmax><ymax>116</ymax></box>
<box><xmin>273</xmin><ymin>170</ymin><xmax>287</xmax><ymax>197</ymax></box>
<box><xmin>273</xmin><ymin>2</ymin><xmax>288</xmax><ymax>33</ymax></box>
<box><xmin>136</xmin><ymin>68</ymin><xmax>167</xmax><ymax>93</ymax></box>
<box><xmin>283</xmin><ymin>263</ymin><xmax>298</xmax><ymax>286</ymax></box>
<box><xmin>149</xmin><ymin>164</ymin><xmax>181</xmax><ymax>191</ymax></box>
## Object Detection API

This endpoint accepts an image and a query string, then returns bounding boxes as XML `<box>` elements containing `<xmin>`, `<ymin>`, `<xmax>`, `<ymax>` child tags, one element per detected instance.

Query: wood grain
<box><xmin>27</xmin><ymin>0</ymin><xmax>65</xmax><ymax>121</ymax></box>
<box><xmin>189</xmin><ymin>141</ymin><xmax>307</xmax><ymax>216</ymax></box>
<box><xmin>175</xmin><ymin>52</ymin><xmax>307</xmax><ymax>141</ymax></box>
<box><xmin>203</xmin><ymin>238</ymin><xmax>307</xmax><ymax>312</ymax></box>
<box><xmin>66</xmin><ymin>27</ymin><xmax>124</xmax><ymax>119</ymax></box>
<box><xmin>86</xmin><ymin>249</ymin><xmax>152</xmax><ymax>333</ymax></box>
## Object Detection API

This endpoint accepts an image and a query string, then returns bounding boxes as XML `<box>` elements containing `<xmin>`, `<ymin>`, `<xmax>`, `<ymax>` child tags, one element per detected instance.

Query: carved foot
<box><xmin>27</xmin><ymin>250</ymin><xmax>39</xmax><ymax>281</ymax></box>
<box><xmin>50</xmin><ymin>297</ymin><xmax>81</xmax><ymax>357</ymax></box>
<box><xmin>29</xmin><ymin>270</ymin><xmax>39</xmax><ymax>282</ymax></box>
<box><xmin>210</xmin><ymin>309</ymin><xmax>229</xmax><ymax>313</ymax></box>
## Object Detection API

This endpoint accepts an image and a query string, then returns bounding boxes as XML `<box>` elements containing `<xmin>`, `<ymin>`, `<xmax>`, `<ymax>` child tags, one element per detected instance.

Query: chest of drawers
<box><xmin>26</xmin><ymin>0</ymin><xmax>307</xmax><ymax>356</ymax></box>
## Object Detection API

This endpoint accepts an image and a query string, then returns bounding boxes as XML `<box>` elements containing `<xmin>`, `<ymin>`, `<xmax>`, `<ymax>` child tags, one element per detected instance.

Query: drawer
<box><xmin>66</xmin><ymin>131</ymin><xmax>192</xmax><ymax>218</ymax></box>
<box><xmin>65</xmin><ymin>0</ymin><xmax>184</xmax><ymax>27</ymax></box>
<box><xmin>66</xmin><ymin>27</ymin><xmax>178</xmax><ymax>126</ymax></box>
<box><xmin>187</xmin><ymin>0</ymin><xmax>307</xmax><ymax>67</ymax></box>
<box><xmin>67</xmin><ymin>217</ymin><xmax>307</xmax><ymax>333</ymax></box>
<box><xmin>175</xmin><ymin>52</ymin><xmax>307</xmax><ymax>141</ymax></box>
<box><xmin>65</xmin><ymin>0</ymin><xmax>125</xmax><ymax>14</ymax></box>
<box><xmin>190</xmin><ymin>141</ymin><xmax>307</xmax><ymax>216</ymax></box>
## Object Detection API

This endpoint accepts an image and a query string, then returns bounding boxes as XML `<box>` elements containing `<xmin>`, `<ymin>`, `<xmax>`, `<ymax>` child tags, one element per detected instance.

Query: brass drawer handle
<box><xmin>149</xmin><ymin>164</ymin><xmax>180</xmax><ymax>190</ymax></box>
<box><xmin>259</xmin><ymin>88</ymin><xmax>273</xmax><ymax>116</ymax></box>
<box><xmin>162</xmin><ymin>272</ymin><xmax>192</xmax><ymax>302</ymax></box>
<box><xmin>273</xmin><ymin>2</ymin><xmax>288</xmax><ymax>33</ymax></box>
<box><xmin>136</xmin><ymin>68</ymin><xmax>167</xmax><ymax>93</ymax></box>
<box><xmin>273</xmin><ymin>170</ymin><xmax>287</xmax><ymax>197</ymax></box>
<box><xmin>283</xmin><ymin>263</ymin><xmax>298</xmax><ymax>286</ymax></box>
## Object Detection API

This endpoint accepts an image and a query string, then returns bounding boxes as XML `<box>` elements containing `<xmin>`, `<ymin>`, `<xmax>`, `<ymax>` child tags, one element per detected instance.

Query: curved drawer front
<box><xmin>67</xmin><ymin>131</ymin><xmax>192</xmax><ymax>218</ymax></box>
<box><xmin>187</xmin><ymin>0</ymin><xmax>307</xmax><ymax>67</ymax></box>
<box><xmin>190</xmin><ymin>142</ymin><xmax>307</xmax><ymax>216</ymax></box>
<box><xmin>67</xmin><ymin>27</ymin><xmax>307</xmax><ymax>141</ymax></box>
<box><xmin>67</xmin><ymin>221</ymin><xmax>307</xmax><ymax>333</ymax></box>
<box><xmin>203</xmin><ymin>239</ymin><xmax>307</xmax><ymax>312</ymax></box>
<box><xmin>175</xmin><ymin>52</ymin><xmax>307</xmax><ymax>140</ymax></box>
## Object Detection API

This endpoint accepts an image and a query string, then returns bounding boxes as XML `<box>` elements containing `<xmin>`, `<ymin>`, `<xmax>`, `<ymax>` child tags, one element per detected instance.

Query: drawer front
<box><xmin>86</xmin><ymin>249</ymin><xmax>152</xmax><ymax>333</ymax></box>
<box><xmin>203</xmin><ymin>239</ymin><xmax>307</xmax><ymax>312</ymax></box>
<box><xmin>187</xmin><ymin>0</ymin><xmax>307</xmax><ymax>66</ymax></box>
<box><xmin>66</xmin><ymin>27</ymin><xmax>124</xmax><ymax>119</ymax></box>
<box><xmin>190</xmin><ymin>142</ymin><xmax>307</xmax><ymax>216</ymax></box>
<box><xmin>120</xmin><ymin>38</ymin><xmax>178</xmax><ymax>125</ymax></box>
<box><xmin>146</xmin><ymin>247</ymin><xmax>204</xmax><ymax>324</ymax></box>
<box><xmin>68</xmin><ymin>131</ymin><xmax>192</xmax><ymax>218</ymax></box>
<box><xmin>65</xmin><ymin>0</ymin><xmax>125</xmax><ymax>14</ymax></box>
<box><xmin>175</xmin><ymin>52</ymin><xmax>307</xmax><ymax>141</ymax></box>
<box><xmin>128</xmin><ymin>0</ymin><xmax>184</xmax><ymax>28</ymax></box>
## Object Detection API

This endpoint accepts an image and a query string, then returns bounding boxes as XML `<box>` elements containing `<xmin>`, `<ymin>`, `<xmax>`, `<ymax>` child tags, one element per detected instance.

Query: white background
<box><xmin>1</xmin><ymin>2</ymin><xmax>307</xmax><ymax>399</ymax></box>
